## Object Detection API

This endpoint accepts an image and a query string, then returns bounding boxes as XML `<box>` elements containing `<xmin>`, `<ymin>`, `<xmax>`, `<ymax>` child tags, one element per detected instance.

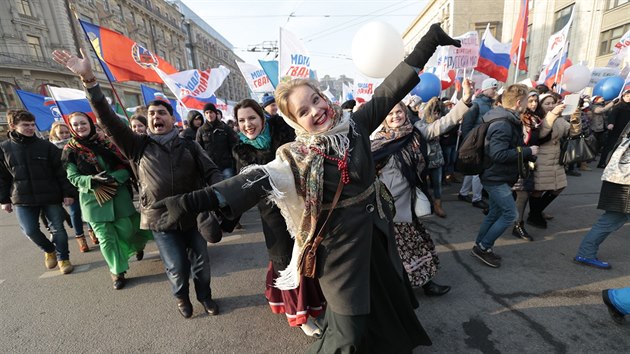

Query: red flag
<box><xmin>79</xmin><ymin>19</ymin><xmax>176</xmax><ymax>83</ymax></box>
<box><xmin>510</xmin><ymin>0</ymin><xmax>529</xmax><ymax>72</ymax></box>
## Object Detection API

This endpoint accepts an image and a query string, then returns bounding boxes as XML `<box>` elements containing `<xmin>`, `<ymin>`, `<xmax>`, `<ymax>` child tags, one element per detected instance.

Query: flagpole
<box><xmin>514</xmin><ymin>40</ymin><xmax>523</xmax><ymax>84</ymax></box>
<box><xmin>69</xmin><ymin>5</ymin><xmax>130</xmax><ymax>119</ymax></box>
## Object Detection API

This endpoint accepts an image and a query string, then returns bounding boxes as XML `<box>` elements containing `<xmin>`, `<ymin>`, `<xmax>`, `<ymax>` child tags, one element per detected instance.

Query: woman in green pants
<box><xmin>62</xmin><ymin>111</ymin><xmax>151</xmax><ymax>289</ymax></box>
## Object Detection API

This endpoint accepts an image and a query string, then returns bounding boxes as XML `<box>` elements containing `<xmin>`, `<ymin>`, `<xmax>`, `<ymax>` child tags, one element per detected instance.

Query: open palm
<box><xmin>52</xmin><ymin>48</ymin><xmax>93</xmax><ymax>78</ymax></box>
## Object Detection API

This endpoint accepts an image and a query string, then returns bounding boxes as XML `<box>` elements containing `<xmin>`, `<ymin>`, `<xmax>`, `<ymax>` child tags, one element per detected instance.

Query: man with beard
<box><xmin>471</xmin><ymin>84</ymin><xmax>539</xmax><ymax>268</ymax></box>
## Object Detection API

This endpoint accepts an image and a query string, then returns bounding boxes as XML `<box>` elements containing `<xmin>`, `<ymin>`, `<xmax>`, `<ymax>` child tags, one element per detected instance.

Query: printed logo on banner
<box><xmin>173</xmin><ymin>70</ymin><xmax>216</xmax><ymax>97</ymax></box>
<box><xmin>250</xmin><ymin>69</ymin><xmax>271</xmax><ymax>89</ymax></box>
<box><xmin>44</xmin><ymin>97</ymin><xmax>62</xmax><ymax>121</ymax></box>
<box><xmin>131</xmin><ymin>44</ymin><xmax>159</xmax><ymax>69</ymax></box>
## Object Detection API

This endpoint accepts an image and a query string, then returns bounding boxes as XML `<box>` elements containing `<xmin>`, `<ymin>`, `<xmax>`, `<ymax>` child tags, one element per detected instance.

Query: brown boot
<box><xmin>433</xmin><ymin>199</ymin><xmax>447</xmax><ymax>218</ymax></box>
<box><xmin>579</xmin><ymin>162</ymin><xmax>592</xmax><ymax>171</ymax></box>
<box><xmin>76</xmin><ymin>235</ymin><xmax>90</xmax><ymax>253</ymax></box>
<box><xmin>88</xmin><ymin>229</ymin><xmax>99</xmax><ymax>245</ymax></box>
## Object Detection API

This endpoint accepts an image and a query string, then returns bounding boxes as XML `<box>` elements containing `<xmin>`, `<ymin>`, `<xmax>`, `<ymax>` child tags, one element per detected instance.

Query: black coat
<box><xmin>196</xmin><ymin>120</ymin><xmax>238</xmax><ymax>170</ymax></box>
<box><xmin>211</xmin><ymin>62</ymin><xmax>419</xmax><ymax>316</ymax></box>
<box><xmin>0</xmin><ymin>132</ymin><xmax>76</xmax><ymax>205</ymax></box>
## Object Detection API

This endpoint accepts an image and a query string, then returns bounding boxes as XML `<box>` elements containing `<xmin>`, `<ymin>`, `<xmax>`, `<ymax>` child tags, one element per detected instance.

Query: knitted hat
<box><xmin>203</xmin><ymin>103</ymin><xmax>217</xmax><ymax>113</ymax></box>
<box><xmin>481</xmin><ymin>78</ymin><xmax>499</xmax><ymax>91</ymax></box>
<box><xmin>538</xmin><ymin>93</ymin><xmax>554</xmax><ymax>104</ymax></box>
<box><xmin>261</xmin><ymin>93</ymin><xmax>275</xmax><ymax>108</ymax></box>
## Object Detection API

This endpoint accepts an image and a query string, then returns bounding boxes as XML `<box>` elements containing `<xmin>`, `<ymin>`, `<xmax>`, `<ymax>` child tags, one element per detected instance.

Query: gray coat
<box><xmin>209</xmin><ymin>62</ymin><xmax>419</xmax><ymax>316</ymax></box>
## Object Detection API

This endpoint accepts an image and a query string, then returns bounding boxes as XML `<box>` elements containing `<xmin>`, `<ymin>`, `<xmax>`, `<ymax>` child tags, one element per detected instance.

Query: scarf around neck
<box><xmin>148</xmin><ymin>128</ymin><xmax>179</xmax><ymax>146</ymax></box>
<box><xmin>63</xmin><ymin>132</ymin><xmax>128</xmax><ymax>176</ymax></box>
<box><xmin>240</xmin><ymin>97</ymin><xmax>354</xmax><ymax>290</ymax></box>
<box><xmin>370</xmin><ymin>117</ymin><xmax>414</xmax><ymax>152</ymax></box>
<box><xmin>238</xmin><ymin>121</ymin><xmax>272</xmax><ymax>150</ymax></box>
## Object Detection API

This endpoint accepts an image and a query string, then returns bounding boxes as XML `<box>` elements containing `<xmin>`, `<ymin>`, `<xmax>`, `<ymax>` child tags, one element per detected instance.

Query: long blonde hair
<box><xmin>422</xmin><ymin>97</ymin><xmax>444</xmax><ymax>124</ymax></box>
<box><xmin>275</xmin><ymin>79</ymin><xmax>323</xmax><ymax>121</ymax></box>
<box><xmin>49</xmin><ymin>121</ymin><xmax>69</xmax><ymax>142</ymax></box>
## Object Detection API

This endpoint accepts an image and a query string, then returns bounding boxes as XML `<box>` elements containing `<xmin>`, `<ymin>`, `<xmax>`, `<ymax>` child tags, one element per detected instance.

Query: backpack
<box><xmin>456</xmin><ymin>118</ymin><xmax>512</xmax><ymax>175</ymax></box>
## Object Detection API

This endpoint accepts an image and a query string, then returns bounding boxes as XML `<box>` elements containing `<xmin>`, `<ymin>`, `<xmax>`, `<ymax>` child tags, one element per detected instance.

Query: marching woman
<box><xmin>527</xmin><ymin>93</ymin><xmax>581</xmax><ymax>229</ymax></box>
<box><xmin>371</xmin><ymin>80</ymin><xmax>473</xmax><ymax>296</ymax></box>
<box><xmin>233</xmin><ymin>98</ymin><xmax>325</xmax><ymax>337</ymax></box>
<box><xmin>153</xmin><ymin>24</ymin><xmax>460</xmax><ymax>352</ymax></box>
<box><xmin>62</xmin><ymin>112</ymin><xmax>152</xmax><ymax>289</ymax></box>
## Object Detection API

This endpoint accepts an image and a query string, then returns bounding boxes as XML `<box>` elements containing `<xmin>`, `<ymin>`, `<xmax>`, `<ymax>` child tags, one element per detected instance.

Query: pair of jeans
<box><xmin>428</xmin><ymin>167</ymin><xmax>442</xmax><ymax>199</ymax></box>
<box><xmin>576</xmin><ymin>211</ymin><xmax>629</xmax><ymax>259</ymax></box>
<box><xmin>441</xmin><ymin>144</ymin><xmax>457</xmax><ymax>176</ymax></box>
<box><xmin>152</xmin><ymin>228</ymin><xmax>212</xmax><ymax>301</ymax></box>
<box><xmin>475</xmin><ymin>183</ymin><xmax>517</xmax><ymax>250</ymax></box>
<box><xmin>67</xmin><ymin>199</ymin><xmax>85</xmax><ymax>237</ymax></box>
<box><xmin>459</xmin><ymin>175</ymin><xmax>483</xmax><ymax>202</ymax></box>
<box><xmin>15</xmin><ymin>204</ymin><xmax>70</xmax><ymax>260</ymax></box>
<box><xmin>609</xmin><ymin>287</ymin><xmax>630</xmax><ymax>315</ymax></box>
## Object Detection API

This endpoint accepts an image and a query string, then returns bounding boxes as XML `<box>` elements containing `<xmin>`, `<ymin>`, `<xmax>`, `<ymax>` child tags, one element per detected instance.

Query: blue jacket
<box><xmin>480</xmin><ymin>107</ymin><xmax>532</xmax><ymax>186</ymax></box>
<box><xmin>461</xmin><ymin>95</ymin><xmax>494</xmax><ymax>138</ymax></box>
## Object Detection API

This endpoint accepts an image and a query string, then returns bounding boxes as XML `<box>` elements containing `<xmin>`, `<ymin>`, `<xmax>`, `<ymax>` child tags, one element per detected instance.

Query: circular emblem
<box><xmin>131</xmin><ymin>43</ymin><xmax>159</xmax><ymax>69</ymax></box>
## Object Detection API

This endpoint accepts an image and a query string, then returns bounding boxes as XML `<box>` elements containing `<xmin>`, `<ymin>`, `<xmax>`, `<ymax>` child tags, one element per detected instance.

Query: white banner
<box><xmin>236</xmin><ymin>62</ymin><xmax>275</xmax><ymax>93</ymax></box>
<box><xmin>279</xmin><ymin>27</ymin><xmax>312</xmax><ymax>81</ymax></box>
<box><xmin>436</xmin><ymin>31</ymin><xmax>479</xmax><ymax>69</ymax></box>
<box><xmin>353</xmin><ymin>72</ymin><xmax>383</xmax><ymax>102</ymax></box>
<box><xmin>542</xmin><ymin>8</ymin><xmax>574</xmax><ymax>67</ymax></box>
<box><xmin>589</xmin><ymin>67</ymin><xmax>621</xmax><ymax>86</ymax></box>
<box><xmin>155</xmin><ymin>66</ymin><xmax>230</xmax><ymax>100</ymax></box>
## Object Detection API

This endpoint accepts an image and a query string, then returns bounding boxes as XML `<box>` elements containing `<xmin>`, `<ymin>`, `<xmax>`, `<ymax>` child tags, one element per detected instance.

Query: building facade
<box><xmin>501</xmin><ymin>0</ymin><xmax>630</xmax><ymax>82</ymax></box>
<box><xmin>0</xmin><ymin>0</ymin><xmax>249</xmax><ymax>132</ymax></box>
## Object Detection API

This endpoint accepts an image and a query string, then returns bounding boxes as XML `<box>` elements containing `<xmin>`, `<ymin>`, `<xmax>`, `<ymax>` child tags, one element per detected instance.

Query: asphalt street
<box><xmin>0</xmin><ymin>165</ymin><xmax>628</xmax><ymax>353</ymax></box>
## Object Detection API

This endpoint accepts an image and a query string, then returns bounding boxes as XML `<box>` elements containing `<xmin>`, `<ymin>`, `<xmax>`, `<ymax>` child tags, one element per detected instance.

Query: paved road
<box><xmin>0</xmin><ymin>166</ymin><xmax>628</xmax><ymax>353</ymax></box>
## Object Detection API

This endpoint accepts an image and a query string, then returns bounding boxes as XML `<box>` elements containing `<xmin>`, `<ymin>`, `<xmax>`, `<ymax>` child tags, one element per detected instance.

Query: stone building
<box><xmin>0</xmin><ymin>0</ymin><xmax>249</xmax><ymax>132</ymax></box>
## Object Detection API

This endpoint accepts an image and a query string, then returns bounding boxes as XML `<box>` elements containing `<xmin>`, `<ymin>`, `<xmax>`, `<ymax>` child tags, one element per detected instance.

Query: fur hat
<box><xmin>261</xmin><ymin>93</ymin><xmax>275</xmax><ymax>108</ymax></box>
<box><xmin>203</xmin><ymin>103</ymin><xmax>217</xmax><ymax>114</ymax></box>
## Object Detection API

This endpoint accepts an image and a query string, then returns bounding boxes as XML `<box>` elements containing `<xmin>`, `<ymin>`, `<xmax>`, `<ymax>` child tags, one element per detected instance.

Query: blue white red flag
<box><xmin>46</xmin><ymin>87</ymin><xmax>95</xmax><ymax>123</ymax></box>
<box><xmin>540</xmin><ymin>52</ymin><xmax>572</xmax><ymax>89</ymax></box>
<box><xmin>140</xmin><ymin>84</ymin><xmax>183</xmax><ymax>123</ymax></box>
<box><xmin>15</xmin><ymin>90</ymin><xmax>62</xmax><ymax>131</ymax></box>
<box><xmin>475</xmin><ymin>25</ymin><xmax>511</xmax><ymax>82</ymax></box>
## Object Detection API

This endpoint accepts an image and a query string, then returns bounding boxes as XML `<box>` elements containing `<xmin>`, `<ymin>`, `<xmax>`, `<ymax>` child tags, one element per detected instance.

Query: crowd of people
<box><xmin>0</xmin><ymin>23</ymin><xmax>628</xmax><ymax>352</ymax></box>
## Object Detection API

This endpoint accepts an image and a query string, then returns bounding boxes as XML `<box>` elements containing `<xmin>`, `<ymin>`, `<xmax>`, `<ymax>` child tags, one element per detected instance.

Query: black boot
<box><xmin>405</xmin><ymin>24</ymin><xmax>461</xmax><ymax>68</ymax></box>
<box><xmin>538</xmin><ymin>191</ymin><xmax>559</xmax><ymax>217</ymax></box>
<box><xmin>422</xmin><ymin>280</ymin><xmax>451</xmax><ymax>297</ymax></box>
<box><xmin>512</xmin><ymin>221</ymin><xmax>533</xmax><ymax>241</ymax></box>
<box><xmin>176</xmin><ymin>297</ymin><xmax>193</xmax><ymax>318</ymax></box>
<box><xmin>527</xmin><ymin>196</ymin><xmax>547</xmax><ymax>229</ymax></box>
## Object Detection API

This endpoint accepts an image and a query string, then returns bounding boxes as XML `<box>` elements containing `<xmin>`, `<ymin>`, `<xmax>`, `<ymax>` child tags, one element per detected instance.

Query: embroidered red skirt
<box><xmin>264</xmin><ymin>261</ymin><xmax>327</xmax><ymax>327</ymax></box>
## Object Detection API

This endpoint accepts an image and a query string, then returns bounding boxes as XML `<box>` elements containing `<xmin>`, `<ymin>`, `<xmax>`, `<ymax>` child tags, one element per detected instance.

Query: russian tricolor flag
<box><xmin>140</xmin><ymin>84</ymin><xmax>184</xmax><ymax>123</ymax></box>
<box><xmin>15</xmin><ymin>90</ymin><xmax>62</xmax><ymax>131</ymax></box>
<box><xmin>47</xmin><ymin>86</ymin><xmax>95</xmax><ymax>123</ymax></box>
<box><xmin>475</xmin><ymin>26</ymin><xmax>511</xmax><ymax>82</ymax></box>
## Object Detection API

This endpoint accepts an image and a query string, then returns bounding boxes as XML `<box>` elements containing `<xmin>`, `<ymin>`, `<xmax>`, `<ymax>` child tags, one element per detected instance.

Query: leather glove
<box><xmin>152</xmin><ymin>187</ymin><xmax>219</xmax><ymax>230</ymax></box>
<box><xmin>91</xmin><ymin>171</ymin><xmax>116</xmax><ymax>184</ymax></box>
<box><xmin>405</xmin><ymin>23</ymin><xmax>461</xmax><ymax>68</ymax></box>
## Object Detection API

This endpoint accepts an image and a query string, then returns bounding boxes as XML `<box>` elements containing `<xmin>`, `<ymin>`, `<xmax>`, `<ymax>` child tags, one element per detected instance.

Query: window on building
<box><xmin>474</xmin><ymin>22</ymin><xmax>498</xmax><ymax>39</ymax></box>
<box><xmin>103</xmin><ymin>0</ymin><xmax>110</xmax><ymax>12</ymax></box>
<box><xmin>81</xmin><ymin>14</ymin><xmax>94</xmax><ymax>23</ymax></box>
<box><xmin>176</xmin><ymin>57</ymin><xmax>183</xmax><ymax>71</ymax></box>
<box><xmin>186</xmin><ymin>47</ymin><xmax>194</xmax><ymax>68</ymax></box>
<box><xmin>142</xmin><ymin>18</ymin><xmax>147</xmax><ymax>32</ymax></box>
<box><xmin>117</xmin><ymin>4</ymin><xmax>124</xmax><ymax>21</ymax></box>
<box><xmin>553</xmin><ymin>5</ymin><xmax>574</xmax><ymax>32</ymax></box>
<box><xmin>124</xmin><ymin>92</ymin><xmax>140</xmax><ymax>107</ymax></box>
<box><xmin>26</xmin><ymin>35</ymin><xmax>43</xmax><ymax>59</ymax></box>
<box><xmin>607</xmin><ymin>0</ymin><xmax>629</xmax><ymax>9</ymax></box>
<box><xmin>599</xmin><ymin>23</ymin><xmax>630</xmax><ymax>55</ymax></box>
<box><xmin>17</xmin><ymin>0</ymin><xmax>33</xmax><ymax>16</ymax></box>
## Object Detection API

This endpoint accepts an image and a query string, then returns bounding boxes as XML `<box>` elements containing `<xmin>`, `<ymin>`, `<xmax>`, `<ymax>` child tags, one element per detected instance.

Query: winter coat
<box><xmin>480</xmin><ymin>107</ymin><xmax>533</xmax><ymax>186</ymax></box>
<box><xmin>598</xmin><ymin>122</ymin><xmax>630</xmax><ymax>214</ymax></box>
<box><xmin>264</xmin><ymin>112</ymin><xmax>296</xmax><ymax>153</ymax></box>
<box><xmin>65</xmin><ymin>155</ymin><xmax>136</xmax><ymax>223</ymax></box>
<box><xmin>461</xmin><ymin>94</ymin><xmax>494</xmax><ymax>138</ymax></box>
<box><xmin>590</xmin><ymin>101</ymin><xmax>615</xmax><ymax>133</ymax></box>
<box><xmin>179</xmin><ymin>126</ymin><xmax>198</xmax><ymax>141</ymax></box>
<box><xmin>379</xmin><ymin>100</ymin><xmax>469</xmax><ymax>223</ymax></box>
<box><xmin>196</xmin><ymin>120</ymin><xmax>238</xmax><ymax>170</ymax></box>
<box><xmin>533</xmin><ymin>110</ymin><xmax>581</xmax><ymax>191</ymax></box>
<box><xmin>607</xmin><ymin>100</ymin><xmax>630</xmax><ymax>143</ymax></box>
<box><xmin>0</xmin><ymin>132</ymin><xmax>75</xmax><ymax>205</ymax></box>
<box><xmin>210</xmin><ymin>62</ymin><xmax>420</xmax><ymax>316</ymax></box>
<box><xmin>86</xmin><ymin>84</ymin><xmax>223</xmax><ymax>231</ymax></box>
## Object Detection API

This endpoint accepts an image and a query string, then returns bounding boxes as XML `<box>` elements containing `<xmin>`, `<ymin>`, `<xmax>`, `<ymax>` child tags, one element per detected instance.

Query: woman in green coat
<box><xmin>62</xmin><ymin>111</ymin><xmax>151</xmax><ymax>289</ymax></box>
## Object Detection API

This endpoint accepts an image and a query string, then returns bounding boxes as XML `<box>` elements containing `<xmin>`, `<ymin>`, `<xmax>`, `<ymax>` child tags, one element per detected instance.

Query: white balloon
<box><xmin>351</xmin><ymin>22</ymin><xmax>404</xmax><ymax>78</ymax></box>
<box><xmin>561</xmin><ymin>64</ymin><xmax>592</xmax><ymax>93</ymax></box>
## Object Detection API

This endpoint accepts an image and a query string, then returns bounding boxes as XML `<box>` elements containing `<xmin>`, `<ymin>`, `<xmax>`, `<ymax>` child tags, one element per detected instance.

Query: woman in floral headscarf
<box><xmin>62</xmin><ymin>112</ymin><xmax>151</xmax><ymax>290</ymax></box>
<box><xmin>371</xmin><ymin>79</ymin><xmax>472</xmax><ymax>296</ymax></box>
<box><xmin>153</xmin><ymin>24</ymin><xmax>461</xmax><ymax>353</ymax></box>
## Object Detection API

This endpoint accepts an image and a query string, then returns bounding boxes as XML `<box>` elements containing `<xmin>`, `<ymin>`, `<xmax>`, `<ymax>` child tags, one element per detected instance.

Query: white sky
<box><xmin>180</xmin><ymin>0</ymin><xmax>428</xmax><ymax>80</ymax></box>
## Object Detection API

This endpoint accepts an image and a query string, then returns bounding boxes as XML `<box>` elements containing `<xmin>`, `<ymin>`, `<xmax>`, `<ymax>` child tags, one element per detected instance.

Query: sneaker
<box><xmin>471</xmin><ymin>245</ymin><xmax>501</xmax><ymax>268</ymax></box>
<box><xmin>602</xmin><ymin>290</ymin><xmax>626</xmax><ymax>324</ymax></box>
<box><xmin>44</xmin><ymin>252</ymin><xmax>58</xmax><ymax>269</ymax></box>
<box><xmin>59</xmin><ymin>260</ymin><xmax>74</xmax><ymax>274</ymax></box>
<box><xmin>472</xmin><ymin>200</ymin><xmax>489</xmax><ymax>209</ymax></box>
<box><xmin>458</xmin><ymin>194</ymin><xmax>472</xmax><ymax>203</ymax></box>
<box><xmin>573</xmin><ymin>256</ymin><xmax>611</xmax><ymax>270</ymax></box>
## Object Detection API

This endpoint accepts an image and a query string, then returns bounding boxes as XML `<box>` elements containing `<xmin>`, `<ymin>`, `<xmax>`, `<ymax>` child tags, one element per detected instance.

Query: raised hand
<box><xmin>52</xmin><ymin>48</ymin><xmax>94</xmax><ymax>79</ymax></box>
<box><xmin>462</xmin><ymin>79</ymin><xmax>473</xmax><ymax>103</ymax></box>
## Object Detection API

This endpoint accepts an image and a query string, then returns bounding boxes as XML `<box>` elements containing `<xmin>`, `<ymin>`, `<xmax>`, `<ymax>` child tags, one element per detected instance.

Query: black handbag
<box><xmin>560</xmin><ymin>134</ymin><xmax>596</xmax><ymax>165</ymax></box>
